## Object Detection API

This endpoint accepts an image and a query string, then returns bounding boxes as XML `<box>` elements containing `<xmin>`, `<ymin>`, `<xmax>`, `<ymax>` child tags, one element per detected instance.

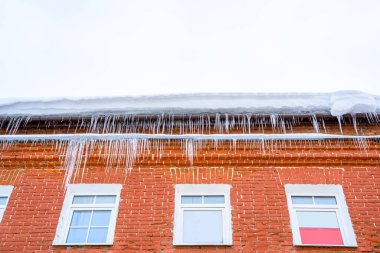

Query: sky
<box><xmin>0</xmin><ymin>0</ymin><xmax>380</xmax><ymax>99</ymax></box>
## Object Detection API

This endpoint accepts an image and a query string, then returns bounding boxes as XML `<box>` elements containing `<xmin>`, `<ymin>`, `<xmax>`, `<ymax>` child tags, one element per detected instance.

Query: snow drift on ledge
<box><xmin>0</xmin><ymin>90</ymin><xmax>379</xmax><ymax>117</ymax></box>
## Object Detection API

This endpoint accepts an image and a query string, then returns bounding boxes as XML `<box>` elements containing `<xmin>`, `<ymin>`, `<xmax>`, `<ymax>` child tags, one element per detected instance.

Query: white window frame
<box><xmin>173</xmin><ymin>184</ymin><xmax>232</xmax><ymax>246</ymax></box>
<box><xmin>0</xmin><ymin>185</ymin><xmax>14</xmax><ymax>223</ymax></box>
<box><xmin>285</xmin><ymin>184</ymin><xmax>357</xmax><ymax>247</ymax></box>
<box><xmin>53</xmin><ymin>184</ymin><xmax>122</xmax><ymax>245</ymax></box>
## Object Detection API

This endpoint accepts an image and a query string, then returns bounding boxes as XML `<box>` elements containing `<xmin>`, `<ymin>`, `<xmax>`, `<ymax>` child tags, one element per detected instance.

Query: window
<box><xmin>53</xmin><ymin>184</ymin><xmax>122</xmax><ymax>245</ymax></box>
<box><xmin>285</xmin><ymin>184</ymin><xmax>357</xmax><ymax>247</ymax></box>
<box><xmin>0</xmin><ymin>185</ymin><xmax>13</xmax><ymax>222</ymax></box>
<box><xmin>173</xmin><ymin>184</ymin><xmax>232</xmax><ymax>245</ymax></box>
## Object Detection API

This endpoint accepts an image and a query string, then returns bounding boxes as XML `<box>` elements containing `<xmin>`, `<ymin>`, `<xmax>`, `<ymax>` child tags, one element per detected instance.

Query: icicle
<box><xmin>311</xmin><ymin>114</ymin><xmax>319</xmax><ymax>133</ymax></box>
<box><xmin>280</xmin><ymin>118</ymin><xmax>286</xmax><ymax>134</ymax></box>
<box><xmin>321</xmin><ymin>117</ymin><xmax>327</xmax><ymax>134</ymax></box>
<box><xmin>225</xmin><ymin>113</ymin><xmax>229</xmax><ymax>132</ymax></box>
<box><xmin>5</xmin><ymin>116</ymin><xmax>25</xmax><ymax>135</ymax></box>
<box><xmin>232</xmin><ymin>139</ymin><xmax>237</xmax><ymax>153</ymax></box>
<box><xmin>337</xmin><ymin>115</ymin><xmax>343</xmax><ymax>134</ymax></box>
<box><xmin>353</xmin><ymin>137</ymin><xmax>368</xmax><ymax>151</ymax></box>
<box><xmin>90</xmin><ymin>115</ymin><xmax>99</xmax><ymax>133</ymax></box>
<box><xmin>246</xmin><ymin>114</ymin><xmax>251</xmax><ymax>134</ymax></box>
<box><xmin>351</xmin><ymin>114</ymin><xmax>358</xmax><ymax>135</ymax></box>
<box><xmin>365</xmin><ymin>113</ymin><xmax>374</xmax><ymax>124</ymax></box>
<box><xmin>186</xmin><ymin>139</ymin><xmax>194</xmax><ymax>166</ymax></box>
<box><xmin>125</xmin><ymin>139</ymin><xmax>138</xmax><ymax>170</ymax></box>
<box><xmin>261</xmin><ymin>139</ymin><xmax>266</xmax><ymax>155</ymax></box>
<box><xmin>214</xmin><ymin>113</ymin><xmax>222</xmax><ymax>133</ymax></box>
<box><xmin>270</xmin><ymin>114</ymin><xmax>278</xmax><ymax>131</ymax></box>
<box><xmin>63</xmin><ymin>140</ymin><xmax>86</xmax><ymax>186</ymax></box>
<box><xmin>230</xmin><ymin>115</ymin><xmax>235</xmax><ymax>132</ymax></box>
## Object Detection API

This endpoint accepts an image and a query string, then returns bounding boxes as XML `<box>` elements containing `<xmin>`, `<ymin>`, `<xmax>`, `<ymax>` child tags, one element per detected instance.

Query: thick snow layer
<box><xmin>0</xmin><ymin>91</ymin><xmax>379</xmax><ymax>117</ymax></box>
<box><xmin>330</xmin><ymin>91</ymin><xmax>378</xmax><ymax>116</ymax></box>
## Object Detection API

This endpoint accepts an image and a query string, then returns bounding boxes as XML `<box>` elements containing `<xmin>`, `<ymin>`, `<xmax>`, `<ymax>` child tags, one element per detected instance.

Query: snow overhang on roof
<box><xmin>0</xmin><ymin>90</ymin><xmax>379</xmax><ymax>117</ymax></box>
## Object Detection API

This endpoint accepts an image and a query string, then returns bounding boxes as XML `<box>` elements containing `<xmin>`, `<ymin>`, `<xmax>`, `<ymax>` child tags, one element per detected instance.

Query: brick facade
<box><xmin>1</xmin><ymin>138</ymin><xmax>379</xmax><ymax>252</ymax></box>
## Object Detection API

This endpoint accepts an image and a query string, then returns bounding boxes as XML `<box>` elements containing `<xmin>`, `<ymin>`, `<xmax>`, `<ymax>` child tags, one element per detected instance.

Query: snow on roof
<box><xmin>0</xmin><ymin>90</ymin><xmax>379</xmax><ymax>117</ymax></box>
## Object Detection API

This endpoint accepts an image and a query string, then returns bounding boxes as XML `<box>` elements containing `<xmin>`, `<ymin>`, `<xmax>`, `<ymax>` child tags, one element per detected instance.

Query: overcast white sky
<box><xmin>0</xmin><ymin>0</ymin><xmax>379</xmax><ymax>98</ymax></box>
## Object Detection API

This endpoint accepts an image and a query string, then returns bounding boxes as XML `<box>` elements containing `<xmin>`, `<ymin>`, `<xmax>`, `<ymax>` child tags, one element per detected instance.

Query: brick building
<box><xmin>0</xmin><ymin>92</ymin><xmax>379</xmax><ymax>252</ymax></box>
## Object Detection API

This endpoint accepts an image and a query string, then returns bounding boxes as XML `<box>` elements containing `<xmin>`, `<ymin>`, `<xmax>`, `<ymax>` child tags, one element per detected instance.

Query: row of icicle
<box><xmin>0</xmin><ymin>113</ymin><xmax>379</xmax><ymax>186</ymax></box>
<box><xmin>1</xmin><ymin>112</ymin><xmax>379</xmax><ymax>135</ymax></box>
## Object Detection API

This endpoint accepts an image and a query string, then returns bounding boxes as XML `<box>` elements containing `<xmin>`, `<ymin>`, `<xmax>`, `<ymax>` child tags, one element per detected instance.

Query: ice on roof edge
<box><xmin>0</xmin><ymin>90</ymin><xmax>379</xmax><ymax>117</ymax></box>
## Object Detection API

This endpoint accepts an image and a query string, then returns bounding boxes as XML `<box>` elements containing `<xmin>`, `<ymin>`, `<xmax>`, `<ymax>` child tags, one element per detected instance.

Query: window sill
<box><xmin>173</xmin><ymin>242</ymin><xmax>232</xmax><ymax>246</ymax></box>
<box><xmin>52</xmin><ymin>242</ymin><xmax>113</xmax><ymax>246</ymax></box>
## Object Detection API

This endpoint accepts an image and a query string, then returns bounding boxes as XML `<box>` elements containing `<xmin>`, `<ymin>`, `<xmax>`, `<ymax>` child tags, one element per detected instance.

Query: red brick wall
<box><xmin>0</xmin><ymin>140</ymin><xmax>379</xmax><ymax>253</ymax></box>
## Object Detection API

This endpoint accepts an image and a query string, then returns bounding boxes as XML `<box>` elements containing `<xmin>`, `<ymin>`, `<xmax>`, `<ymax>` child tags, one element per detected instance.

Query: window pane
<box><xmin>300</xmin><ymin>227</ymin><xmax>343</xmax><ymax>245</ymax></box>
<box><xmin>291</xmin><ymin>196</ymin><xmax>313</xmax><ymax>204</ymax></box>
<box><xmin>297</xmin><ymin>211</ymin><xmax>339</xmax><ymax>228</ymax></box>
<box><xmin>0</xmin><ymin>197</ymin><xmax>7</xmax><ymax>205</ymax></box>
<box><xmin>91</xmin><ymin>210</ymin><xmax>111</xmax><ymax>226</ymax></box>
<box><xmin>95</xmin><ymin>195</ymin><xmax>116</xmax><ymax>204</ymax></box>
<box><xmin>87</xmin><ymin>228</ymin><xmax>108</xmax><ymax>243</ymax></box>
<box><xmin>66</xmin><ymin>228</ymin><xmax>88</xmax><ymax>243</ymax></box>
<box><xmin>183</xmin><ymin>210</ymin><xmax>223</xmax><ymax>243</ymax></box>
<box><xmin>0</xmin><ymin>209</ymin><xmax>4</xmax><ymax>221</ymax></box>
<box><xmin>204</xmin><ymin>196</ymin><xmax>225</xmax><ymax>204</ymax></box>
<box><xmin>70</xmin><ymin>210</ymin><xmax>92</xmax><ymax>226</ymax></box>
<box><xmin>73</xmin><ymin>196</ymin><xmax>94</xmax><ymax>204</ymax></box>
<box><xmin>314</xmin><ymin>196</ymin><xmax>337</xmax><ymax>205</ymax></box>
<box><xmin>181</xmin><ymin>196</ymin><xmax>202</xmax><ymax>204</ymax></box>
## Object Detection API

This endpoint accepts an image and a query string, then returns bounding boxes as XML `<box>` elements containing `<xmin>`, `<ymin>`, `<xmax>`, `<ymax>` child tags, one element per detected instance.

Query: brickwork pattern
<box><xmin>0</xmin><ymin>140</ymin><xmax>379</xmax><ymax>252</ymax></box>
